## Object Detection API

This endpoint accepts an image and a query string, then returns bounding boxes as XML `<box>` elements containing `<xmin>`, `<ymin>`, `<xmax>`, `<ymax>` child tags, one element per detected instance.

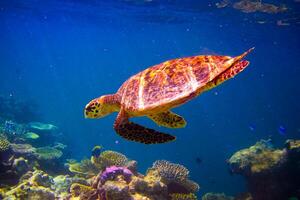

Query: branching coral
<box><xmin>153</xmin><ymin>160</ymin><xmax>189</xmax><ymax>182</ymax></box>
<box><xmin>0</xmin><ymin>136</ymin><xmax>11</xmax><ymax>162</ymax></box>
<box><xmin>0</xmin><ymin>137</ymin><xmax>10</xmax><ymax>153</ymax></box>
<box><xmin>94</xmin><ymin>150</ymin><xmax>129</xmax><ymax>169</ymax></box>
<box><xmin>152</xmin><ymin>160</ymin><xmax>199</xmax><ymax>193</ymax></box>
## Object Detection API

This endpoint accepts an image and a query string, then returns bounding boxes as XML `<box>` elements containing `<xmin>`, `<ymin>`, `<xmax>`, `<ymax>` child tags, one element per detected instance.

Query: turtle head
<box><xmin>84</xmin><ymin>95</ymin><xmax>120</xmax><ymax>119</ymax></box>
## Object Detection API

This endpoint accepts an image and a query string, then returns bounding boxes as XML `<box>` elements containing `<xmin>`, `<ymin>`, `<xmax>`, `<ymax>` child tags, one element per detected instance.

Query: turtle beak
<box><xmin>84</xmin><ymin>109</ymin><xmax>88</xmax><ymax>118</ymax></box>
<box><xmin>84</xmin><ymin>104</ymin><xmax>92</xmax><ymax>118</ymax></box>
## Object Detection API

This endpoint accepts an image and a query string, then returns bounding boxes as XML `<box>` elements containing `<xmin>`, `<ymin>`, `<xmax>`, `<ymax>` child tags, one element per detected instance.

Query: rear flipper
<box><xmin>115</xmin><ymin>122</ymin><xmax>175</xmax><ymax>144</ymax></box>
<box><xmin>148</xmin><ymin>111</ymin><xmax>186</xmax><ymax>128</ymax></box>
<box><xmin>114</xmin><ymin>109</ymin><xmax>175</xmax><ymax>144</ymax></box>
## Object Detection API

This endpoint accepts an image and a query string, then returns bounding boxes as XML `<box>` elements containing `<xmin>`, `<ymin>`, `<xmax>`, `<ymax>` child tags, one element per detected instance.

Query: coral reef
<box><xmin>69</xmin><ymin>159</ymin><xmax>199</xmax><ymax>200</ymax></box>
<box><xmin>202</xmin><ymin>193</ymin><xmax>234</xmax><ymax>200</ymax></box>
<box><xmin>1</xmin><ymin>142</ymin><xmax>199</xmax><ymax>199</ymax></box>
<box><xmin>0</xmin><ymin>98</ymin><xmax>69</xmax><ymax>194</ymax></box>
<box><xmin>1</xmin><ymin>170</ymin><xmax>55</xmax><ymax>199</ymax></box>
<box><xmin>0</xmin><ymin>138</ymin><xmax>38</xmax><ymax>186</ymax></box>
<box><xmin>1</xmin><ymin>141</ymin><xmax>67</xmax><ymax>186</ymax></box>
<box><xmin>228</xmin><ymin>139</ymin><xmax>300</xmax><ymax>200</ymax></box>
<box><xmin>0</xmin><ymin>169</ymin><xmax>90</xmax><ymax>199</ymax></box>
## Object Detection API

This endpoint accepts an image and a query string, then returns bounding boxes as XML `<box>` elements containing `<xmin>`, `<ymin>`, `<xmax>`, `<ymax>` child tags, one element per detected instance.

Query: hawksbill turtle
<box><xmin>84</xmin><ymin>48</ymin><xmax>254</xmax><ymax>144</ymax></box>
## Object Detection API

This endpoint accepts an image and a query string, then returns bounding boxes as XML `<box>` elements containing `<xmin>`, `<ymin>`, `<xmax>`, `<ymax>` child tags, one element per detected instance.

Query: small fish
<box><xmin>257</xmin><ymin>20</ymin><xmax>267</xmax><ymax>24</ymax></box>
<box><xmin>24</xmin><ymin>132</ymin><xmax>39</xmax><ymax>139</ymax></box>
<box><xmin>195</xmin><ymin>157</ymin><xmax>202</xmax><ymax>165</ymax></box>
<box><xmin>278</xmin><ymin>125</ymin><xmax>286</xmax><ymax>135</ymax></box>
<box><xmin>248</xmin><ymin>124</ymin><xmax>256</xmax><ymax>131</ymax></box>
<box><xmin>91</xmin><ymin>145</ymin><xmax>102</xmax><ymax>157</ymax></box>
<box><xmin>277</xmin><ymin>20</ymin><xmax>290</xmax><ymax>26</ymax></box>
<box><xmin>216</xmin><ymin>0</ymin><xmax>230</xmax><ymax>8</ymax></box>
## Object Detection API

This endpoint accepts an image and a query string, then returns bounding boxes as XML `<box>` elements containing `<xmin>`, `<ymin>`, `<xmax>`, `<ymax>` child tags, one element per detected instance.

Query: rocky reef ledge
<box><xmin>227</xmin><ymin>139</ymin><xmax>300</xmax><ymax>200</ymax></box>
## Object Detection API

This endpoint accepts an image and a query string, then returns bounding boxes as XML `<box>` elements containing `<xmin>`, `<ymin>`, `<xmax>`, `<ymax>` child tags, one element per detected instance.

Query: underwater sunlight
<box><xmin>0</xmin><ymin>0</ymin><xmax>300</xmax><ymax>200</ymax></box>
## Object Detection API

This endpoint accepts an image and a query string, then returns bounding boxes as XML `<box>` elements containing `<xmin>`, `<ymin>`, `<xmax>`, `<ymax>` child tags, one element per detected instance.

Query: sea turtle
<box><xmin>85</xmin><ymin>48</ymin><xmax>254</xmax><ymax>144</ymax></box>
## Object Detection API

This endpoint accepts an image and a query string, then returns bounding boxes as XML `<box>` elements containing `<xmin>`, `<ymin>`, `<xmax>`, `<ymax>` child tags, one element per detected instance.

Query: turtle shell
<box><xmin>117</xmin><ymin>52</ymin><xmax>249</xmax><ymax>115</ymax></box>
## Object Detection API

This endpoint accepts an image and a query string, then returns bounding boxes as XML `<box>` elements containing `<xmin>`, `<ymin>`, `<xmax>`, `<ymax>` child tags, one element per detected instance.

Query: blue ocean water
<box><xmin>0</xmin><ymin>0</ymin><xmax>299</xmax><ymax>196</ymax></box>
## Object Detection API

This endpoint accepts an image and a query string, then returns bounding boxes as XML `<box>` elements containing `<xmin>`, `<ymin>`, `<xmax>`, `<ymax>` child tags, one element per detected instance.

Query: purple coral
<box><xmin>100</xmin><ymin>166</ymin><xmax>133</xmax><ymax>185</ymax></box>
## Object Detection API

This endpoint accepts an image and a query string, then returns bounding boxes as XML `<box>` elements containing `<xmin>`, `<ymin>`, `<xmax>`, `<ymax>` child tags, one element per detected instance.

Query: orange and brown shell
<box><xmin>117</xmin><ymin>49</ymin><xmax>252</xmax><ymax>116</ymax></box>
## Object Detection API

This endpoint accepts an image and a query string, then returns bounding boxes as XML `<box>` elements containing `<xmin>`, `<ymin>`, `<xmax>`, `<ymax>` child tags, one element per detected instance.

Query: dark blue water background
<box><xmin>1</xmin><ymin>0</ymin><xmax>300</xmax><ymax>196</ymax></box>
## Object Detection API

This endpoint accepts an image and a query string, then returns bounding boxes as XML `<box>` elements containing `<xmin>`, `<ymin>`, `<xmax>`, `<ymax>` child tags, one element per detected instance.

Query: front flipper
<box><xmin>114</xmin><ymin>109</ymin><xmax>175</xmax><ymax>144</ymax></box>
<box><xmin>148</xmin><ymin>111</ymin><xmax>186</xmax><ymax>128</ymax></box>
